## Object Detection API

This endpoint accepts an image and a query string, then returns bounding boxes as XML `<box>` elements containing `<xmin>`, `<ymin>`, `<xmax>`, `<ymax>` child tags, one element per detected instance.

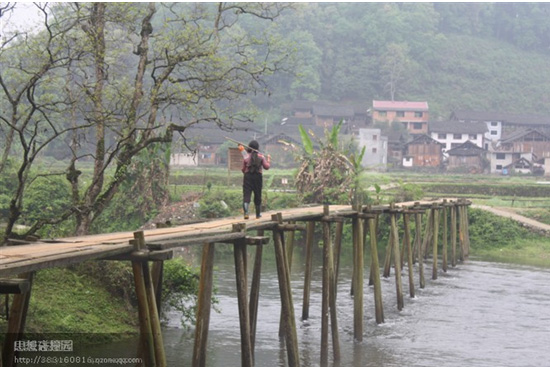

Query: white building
<box><xmin>170</xmin><ymin>152</ymin><xmax>198</xmax><ymax>167</ymax></box>
<box><xmin>429</xmin><ymin>121</ymin><xmax>486</xmax><ymax>156</ymax></box>
<box><xmin>358</xmin><ymin>128</ymin><xmax>388</xmax><ymax>171</ymax></box>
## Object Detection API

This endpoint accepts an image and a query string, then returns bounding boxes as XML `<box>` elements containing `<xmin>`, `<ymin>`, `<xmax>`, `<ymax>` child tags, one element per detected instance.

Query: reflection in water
<box><xmin>95</xmin><ymin>250</ymin><xmax>550</xmax><ymax>367</ymax></box>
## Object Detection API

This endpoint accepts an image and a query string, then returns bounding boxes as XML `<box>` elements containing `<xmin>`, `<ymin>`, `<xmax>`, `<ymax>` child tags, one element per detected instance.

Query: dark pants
<box><xmin>243</xmin><ymin>172</ymin><xmax>263</xmax><ymax>210</ymax></box>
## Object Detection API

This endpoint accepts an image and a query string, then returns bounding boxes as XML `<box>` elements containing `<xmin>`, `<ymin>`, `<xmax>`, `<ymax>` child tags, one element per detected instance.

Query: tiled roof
<box><xmin>451</xmin><ymin>110</ymin><xmax>550</xmax><ymax>126</ymax></box>
<box><xmin>182</xmin><ymin>122</ymin><xmax>262</xmax><ymax>145</ymax></box>
<box><xmin>312</xmin><ymin>105</ymin><xmax>355</xmax><ymax>117</ymax></box>
<box><xmin>429</xmin><ymin>121</ymin><xmax>487</xmax><ymax>134</ymax></box>
<box><xmin>373</xmin><ymin>100</ymin><xmax>429</xmax><ymax>111</ymax></box>
<box><xmin>404</xmin><ymin>134</ymin><xmax>443</xmax><ymax>146</ymax></box>
<box><xmin>500</xmin><ymin>128</ymin><xmax>550</xmax><ymax>144</ymax></box>
<box><xmin>447</xmin><ymin>141</ymin><xmax>485</xmax><ymax>156</ymax></box>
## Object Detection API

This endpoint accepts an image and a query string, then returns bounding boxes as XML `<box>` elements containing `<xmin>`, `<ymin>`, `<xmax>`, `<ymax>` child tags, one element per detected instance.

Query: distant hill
<box><xmin>259</xmin><ymin>3</ymin><xmax>550</xmax><ymax>120</ymax></box>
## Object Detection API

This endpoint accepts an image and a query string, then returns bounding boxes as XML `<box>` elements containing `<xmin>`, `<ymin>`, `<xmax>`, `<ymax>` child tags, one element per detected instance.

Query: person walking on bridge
<box><xmin>241</xmin><ymin>140</ymin><xmax>271</xmax><ymax>219</ymax></box>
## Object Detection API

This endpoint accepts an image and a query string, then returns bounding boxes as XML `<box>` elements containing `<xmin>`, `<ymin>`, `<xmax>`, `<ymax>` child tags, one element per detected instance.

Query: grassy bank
<box><xmin>1</xmin><ymin>267</ymin><xmax>138</xmax><ymax>344</ymax></box>
<box><xmin>467</xmin><ymin>208</ymin><xmax>550</xmax><ymax>267</ymax></box>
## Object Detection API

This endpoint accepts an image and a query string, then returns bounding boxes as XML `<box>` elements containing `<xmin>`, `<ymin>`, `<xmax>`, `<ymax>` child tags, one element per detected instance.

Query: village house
<box><xmin>372</xmin><ymin>100</ymin><xmax>429</xmax><ymax>136</ymax></box>
<box><xmin>450</xmin><ymin>111</ymin><xmax>550</xmax><ymax>147</ymax></box>
<box><xmin>170</xmin><ymin>122</ymin><xmax>263</xmax><ymax>167</ymax></box>
<box><xmin>358</xmin><ymin>128</ymin><xmax>388</xmax><ymax>171</ymax></box>
<box><xmin>402</xmin><ymin>134</ymin><xmax>444</xmax><ymax>169</ymax></box>
<box><xmin>282</xmin><ymin>100</ymin><xmax>369</xmax><ymax>133</ymax></box>
<box><xmin>446</xmin><ymin>140</ymin><xmax>488</xmax><ymax>173</ymax></box>
<box><xmin>428</xmin><ymin>120</ymin><xmax>486</xmax><ymax>155</ymax></box>
<box><xmin>487</xmin><ymin>128</ymin><xmax>550</xmax><ymax>174</ymax></box>
<box><xmin>498</xmin><ymin>128</ymin><xmax>550</xmax><ymax>160</ymax></box>
<box><xmin>544</xmin><ymin>153</ymin><xmax>550</xmax><ymax>177</ymax></box>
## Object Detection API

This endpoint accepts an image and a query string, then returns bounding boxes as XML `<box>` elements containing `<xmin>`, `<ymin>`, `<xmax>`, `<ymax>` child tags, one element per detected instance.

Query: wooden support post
<box><xmin>193</xmin><ymin>243</ymin><xmax>216</xmax><ymax>367</ymax></box>
<box><xmin>368</xmin><ymin>217</ymin><xmax>384</xmax><ymax>324</ymax></box>
<box><xmin>352</xmin><ymin>205</ymin><xmax>364</xmax><ymax>341</ymax></box>
<box><xmin>451</xmin><ymin>204</ymin><xmax>457</xmax><ymax>267</ymax></box>
<box><xmin>132</xmin><ymin>231</ymin><xmax>166</xmax><ymax>367</ymax></box>
<box><xmin>442</xmin><ymin>203</ymin><xmax>448</xmax><ymax>273</ymax></box>
<box><xmin>271</xmin><ymin>214</ymin><xmax>300</xmax><ymax>367</ymax></box>
<box><xmin>382</xmin><ymin>225</ymin><xmax>393</xmax><ymax>278</ymax></box>
<box><xmin>390</xmin><ymin>205</ymin><xmax>404</xmax><ymax>311</ymax></box>
<box><xmin>249</xmin><ymin>230</ymin><xmax>264</xmax><ymax>354</ymax></box>
<box><xmin>415</xmin><ymin>211</ymin><xmax>425</xmax><ymax>289</ymax></box>
<box><xmin>333</xmin><ymin>221</ymin><xmax>344</xmax><ymax>290</ymax></box>
<box><xmin>432</xmin><ymin>207</ymin><xmax>440</xmax><ymax>281</ymax></box>
<box><xmin>302</xmin><ymin>221</ymin><xmax>315</xmax><ymax>321</ymax></box>
<box><xmin>279</xmin><ymin>222</ymin><xmax>296</xmax><ymax>337</ymax></box>
<box><xmin>234</xmin><ymin>237</ymin><xmax>253</xmax><ymax>367</ymax></box>
<box><xmin>368</xmin><ymin>214</ymin><xmax>380</xmax><ymax>286</ymax></box>
<box><xmin>411</xmin><ymin>202</ymin><xmax>421</xmax><ymax>264</ymax></box>
<box><xmin>403</xmin><ymin>213</ymin><xmax>415</xmax><ymax>298</ymax></box>
<box><xmin>151</xmin><ymin>261</ymin><xmax>164</xmax><ymax>316</ymax></box>
<box><xmin>132</xmin><ymin>232</ymin><xmax>157</xmax><ymax>367</ymax></box>
<box><xmin>464</xmin><ymin>203</ymin><xmax>471</xmax><ymax>258</ymax></box>
<box><xmin>2</xmin><ymin>272</ymin><xmax>34</xmax><ymax>367</ymax></box>
<box><xmin>422</xmin><ymin>209</ymin><xmax>433</xmax><ymax>260</ymax></box>
<box><xmin>458</xmin><ymin>204</ymin><xmax>465</xmax><ymax>262</ymax></box>
<box><xmin>320</xmin><ymin>205</ymin><xmax>340</xmax><ymax>365</ymax></box>
<box><xmin>143</xmin><ymin>261</ymin><xmax>166</xmax><ymax>367</ymax></box>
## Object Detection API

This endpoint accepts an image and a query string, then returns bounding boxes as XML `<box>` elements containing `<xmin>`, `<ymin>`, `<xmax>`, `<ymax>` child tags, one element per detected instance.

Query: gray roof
<box><xmin>429</xmin><ymin>121</ymin><xmax>487</xmax><ymax>134</ymax></box>
<box><xmin>447</xmin><ymin>141</ymin><xmax>485</xmax><ymax>156</ymax></box>
<box><xmin>501</xmin><ymin>128</ymin><xmax>550</xmax><ymax>144</ymax></box>
<box><xmin>451</xmin><ymin>110</ymin><xmax>550</xmax><ymax>126</ymax></box>
<box><xmin>404</xmin><ymin>134</ymin><xmax>444</xmax><ymax>147</ymax></box>
<box><xmin>312</xmin><ymin>105</ymin><xmax>355</xmax><ymax>117</ymax></box>
<box><xmin>182</xmin><ymin>122</ymin><xmax>262</xmax><ymax>145</ymax></box>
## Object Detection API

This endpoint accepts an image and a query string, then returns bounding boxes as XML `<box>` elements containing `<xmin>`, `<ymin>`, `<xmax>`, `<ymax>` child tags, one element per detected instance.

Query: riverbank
<box><xmin>0</xmin><ymin>266</ymin><xmax>138</xmax><ymax>344</ymax></box>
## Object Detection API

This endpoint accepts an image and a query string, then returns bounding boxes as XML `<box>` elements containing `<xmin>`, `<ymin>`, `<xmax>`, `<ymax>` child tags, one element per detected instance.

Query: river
<box><xmin>90</xmin><ymin>249</ymin><xmax>550</xmax><ymax>367</ymax></box>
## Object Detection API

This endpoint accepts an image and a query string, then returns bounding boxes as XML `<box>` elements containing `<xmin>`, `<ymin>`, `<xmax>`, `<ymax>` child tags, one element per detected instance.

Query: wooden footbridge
<box><xmin>0</xmin><ymin>198</ymin><xmax>472</xmax><ymax>367</ymax></box>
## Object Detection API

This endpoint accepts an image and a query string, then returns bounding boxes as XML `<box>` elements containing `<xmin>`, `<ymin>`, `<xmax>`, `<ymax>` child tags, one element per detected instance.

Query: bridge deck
<box><xmin>0</xmin><ymin>200</ymin><xmax>465</xmax><ymax>278</ymax></box>
<box><xmin>0</xmin><ymin>205</ymin><xmax>356</xmax><ymax>277</ymax></box>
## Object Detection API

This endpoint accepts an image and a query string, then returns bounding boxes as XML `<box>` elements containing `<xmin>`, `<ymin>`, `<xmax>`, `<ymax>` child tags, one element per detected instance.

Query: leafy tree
<box><xmin>289</xmin><ymin>30</ymin><xmax>322</xmax><ymax>100</ymax></box>
<box><xmin>294</xmin><ymin>121</ymin><xmax>365</xmax><ymax>205</ymax></box>
<box><xmin>0</xmin><ymin>2</ymin><xmax>292</xmax><ymax>242</ymax></box>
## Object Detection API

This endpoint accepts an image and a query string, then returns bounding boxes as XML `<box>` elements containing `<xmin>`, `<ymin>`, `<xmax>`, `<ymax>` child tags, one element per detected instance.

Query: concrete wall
<box><xmin>359</xmin><ymin>128</ymin><xmax>388</xmax><ymax>170</ymax></box>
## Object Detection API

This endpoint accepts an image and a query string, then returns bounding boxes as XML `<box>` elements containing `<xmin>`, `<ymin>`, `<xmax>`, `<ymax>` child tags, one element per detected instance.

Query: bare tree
<box><xmin>0</xmin><ymin>3</ymin><xmax>86</xmax><ymax>241</ymax></box>
<box><xmin>1</xmin><ymin>2</ymin><xmax>292</xmax><ymax>241</ymax></box>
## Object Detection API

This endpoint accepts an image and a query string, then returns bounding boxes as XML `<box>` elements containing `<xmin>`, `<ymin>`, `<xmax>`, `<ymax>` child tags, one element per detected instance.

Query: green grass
<box><xmin>22</xmin><ymin>267</ymin><xmax>137</xmax><ymax>343</ymax></box>
<box><xmin>473</xmin><ymin>237</ymin><xmax>550</xmax><ymax>267</ymax></box>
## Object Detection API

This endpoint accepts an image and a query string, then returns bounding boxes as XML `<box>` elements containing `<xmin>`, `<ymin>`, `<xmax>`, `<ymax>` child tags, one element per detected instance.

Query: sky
<box><xmin>0</xmin><ymin>2</ymin><xmax>46</xmax><ymax>35</ymax></box>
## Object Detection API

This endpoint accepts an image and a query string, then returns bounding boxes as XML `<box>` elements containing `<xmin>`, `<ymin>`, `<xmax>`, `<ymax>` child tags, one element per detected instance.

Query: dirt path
<box><xmin>472</xmin><ymin>204</ymin><xmax>550</xmax><ymax>236</ymax></box>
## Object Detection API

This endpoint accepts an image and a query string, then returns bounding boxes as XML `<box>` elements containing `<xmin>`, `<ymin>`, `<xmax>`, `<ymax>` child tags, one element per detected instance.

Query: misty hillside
<box><xmin>260</xmin><ymin>2</ymin><xmax>550</xmax><ymax>120</ymax></box>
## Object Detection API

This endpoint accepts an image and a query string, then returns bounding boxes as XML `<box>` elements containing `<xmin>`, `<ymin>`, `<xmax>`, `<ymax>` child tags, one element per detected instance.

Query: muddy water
<box><xmin>153</xmin><ymin>252</ymin><xmax>550</xmax><ymax>367</ymax></box>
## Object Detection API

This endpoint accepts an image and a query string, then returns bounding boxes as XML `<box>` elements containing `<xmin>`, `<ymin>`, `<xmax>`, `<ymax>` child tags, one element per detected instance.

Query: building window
<box><xmin>378</xmin><ymin>111</ymin><xmax>387</xmax><ymax>117</ymax></box>
<box><xmin>414</xmin><ymin>111</ymin><xmax>423</xmax><ymax>118</ymax></box>
<box><xmin>490</xmin><ymin>130</ymin><xmax>498</xmax><ymax>135</ymax></box>
<box><xmin>396</xmin><ymin>111</ymin><xmax>405</xmax><ymax>117</ymax></box>
<box><xmin>453</xmin><ymin>133</ymin><xmax>462</xmax><ymax>139</ymax></box>
<box><xmin>469</xmin><ymin>134</ymin><xmax>477</xmax><ymax>139</ymax></box>
<box><xmin>373</xmin><ymin>135</ymin><xmax>377</xmax><ymax>141</ymax></box>
<box><xmin>413</xmin><ymin>122</ymin><xmax>423</xmax><ymax>130</ymax></box>
<box><xmin>438</xmin><ymin>133</ymin><xmax>446</xmax><ymax>139</ymax></box>
<box><xmin>496</xmin><ymin>153</ymin><xmax>506</xmax><ymax>160</ymax></box>
<box><xmin>372</xmin><ymin>148</ymin><xmax>377</xmax><ymax>153</ymax></box>
<box><xmin>490</xmin><ymin>121</ymin><xmax>498</xmax><ymax>126</ymax></box>
<box><xmin>496</xmin><ymin>165</ymin><xmax>503</xmax><ymax>170</ymax></box>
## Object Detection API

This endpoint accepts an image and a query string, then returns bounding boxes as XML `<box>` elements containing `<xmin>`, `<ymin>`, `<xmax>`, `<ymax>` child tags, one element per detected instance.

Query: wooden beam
<box><xmin>0</xmin><ymin>279</ymin><xmax>30</xmax><ymax>294</ymax></box>
<box><xmin>103</xmin><ymin>249</ymin><xmax>174</xmax><ymax>262</ymax></box>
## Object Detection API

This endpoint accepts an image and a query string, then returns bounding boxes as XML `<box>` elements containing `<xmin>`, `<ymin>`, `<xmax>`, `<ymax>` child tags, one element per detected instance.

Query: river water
<box><xmin>157</xmin><ymin>249</ymin><xmax>550</xmax><ymax>367</ymax></box>
<box><xmin>92</xmin><ymin>249</ymin><xmax>550</xmax><ymax>367</ymax></box>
